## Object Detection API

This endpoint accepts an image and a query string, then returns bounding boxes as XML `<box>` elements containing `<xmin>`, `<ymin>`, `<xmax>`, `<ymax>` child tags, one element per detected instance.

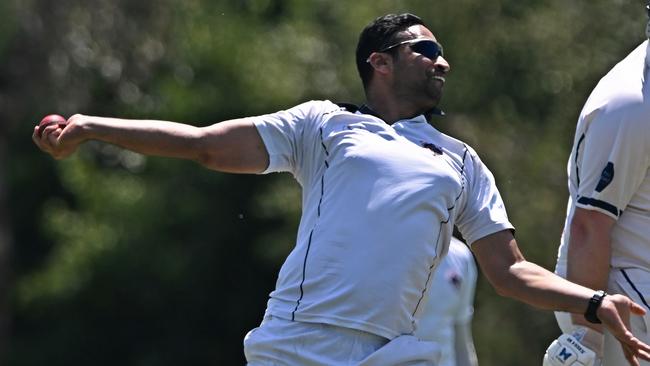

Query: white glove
<box><xmin>543</xmin><ymin>334</ymin><xmax>601</xmax><ymax>366</ymax></box>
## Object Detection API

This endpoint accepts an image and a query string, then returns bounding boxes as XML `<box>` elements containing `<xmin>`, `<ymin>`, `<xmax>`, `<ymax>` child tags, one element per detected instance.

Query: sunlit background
<box><xmin>3</xmin><ymin>0</ymin><xmax>646</xmax><ymax>364</ymax></box>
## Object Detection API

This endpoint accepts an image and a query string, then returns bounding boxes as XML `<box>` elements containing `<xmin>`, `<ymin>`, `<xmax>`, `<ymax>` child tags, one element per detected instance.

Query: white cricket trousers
<box><xmin>556</xmin><ymin>268</ymin><xmax>650</xmax><ymax>366</ymax></box>
<box><xmin>244</xmin><ymin>315</ymin><xmax>441</xmax><ymax>365</ymax></box>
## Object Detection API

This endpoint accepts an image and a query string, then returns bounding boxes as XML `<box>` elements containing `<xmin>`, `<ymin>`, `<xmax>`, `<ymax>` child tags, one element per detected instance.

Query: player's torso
<box><xmin>269</xmin><ymin>110</ymin><xmax>469</xmax><ymax>338</ymax></box>
<box><xmin>318</xmin><ymin>112</ymin><xmax>466</xmax><ymax>233</ymax></box>
<box><xmin>559</xmin><ymin>42</ymin><xmax>650</xmax><ymax>271</ymax></box>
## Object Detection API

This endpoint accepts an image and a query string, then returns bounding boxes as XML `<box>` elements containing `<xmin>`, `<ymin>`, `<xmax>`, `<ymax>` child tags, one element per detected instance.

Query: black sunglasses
<box><xmin>367</xmin><ymin>38</ymin><xmax>444</xmax><ymax>62</ymax></box>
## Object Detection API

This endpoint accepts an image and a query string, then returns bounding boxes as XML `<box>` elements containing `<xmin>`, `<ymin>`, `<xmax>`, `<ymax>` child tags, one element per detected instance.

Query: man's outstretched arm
<box><xmin>32</xmin><ymin>114</ymin><xmax>269</xmax><ymax>174</ymax></box>
<box><xmin>471</xmin><ymin>230</ymin><xmax>650</xmax><ymax>366</ymax></box>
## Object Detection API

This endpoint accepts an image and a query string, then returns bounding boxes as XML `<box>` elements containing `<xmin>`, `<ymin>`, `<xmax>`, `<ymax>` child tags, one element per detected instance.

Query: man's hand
<box><xmin>598</xmin><ymin>294</ymin><xmax>650</xmax><ymax>365</ymax></box>
<box><xmin>32</xmin><ymin>114</ymin><xmax>86</xmax><ymax>159</ymax></box>
<box><xmin>543</xmin><ymin>334</ymin><xmax>600</xmax><ymax>366</ymax></box>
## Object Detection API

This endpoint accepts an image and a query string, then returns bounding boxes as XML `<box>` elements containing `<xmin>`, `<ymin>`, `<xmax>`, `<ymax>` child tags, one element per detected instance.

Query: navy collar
<box><xmin>357</xmin><ymin>104</ymin><xmax>445</xmax><ymax>122</ymax></box>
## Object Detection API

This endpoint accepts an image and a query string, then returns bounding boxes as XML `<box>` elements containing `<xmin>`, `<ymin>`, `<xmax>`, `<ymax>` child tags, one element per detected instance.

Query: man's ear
<box><xmin>367</xmin><ymin>52</ymin><xmax>394</xmax><ymax>76</ymax></box>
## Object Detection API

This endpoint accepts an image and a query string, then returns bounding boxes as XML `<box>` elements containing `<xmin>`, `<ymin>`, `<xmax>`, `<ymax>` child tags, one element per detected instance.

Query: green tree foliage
<box><xmin>4</xmin><ymin>0</ymin><xmax>647</xmax><ymax>364</ymax></box>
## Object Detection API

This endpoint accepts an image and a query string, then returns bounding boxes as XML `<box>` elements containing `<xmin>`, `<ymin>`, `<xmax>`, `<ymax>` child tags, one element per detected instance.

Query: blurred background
<box><xmin>2</xmin><ymin>0</ymin><xmax>647</xmax><ymax>365</ymax></box>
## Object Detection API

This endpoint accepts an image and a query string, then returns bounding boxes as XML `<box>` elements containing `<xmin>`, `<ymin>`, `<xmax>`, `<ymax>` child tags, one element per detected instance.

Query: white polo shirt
<box><xmin>252</xmin><ymin>100</ymin><xmax>513</xmax><ymax>339</ymax></box>
<box><xmin>556</xmin><ymin>41</ymin><xmax>650</xmax><ymax>274</ymax></box>
<box><xmin>416</xmin><ymin>237</ymin><xmax>477</xmax><ymax>366</ymax></box>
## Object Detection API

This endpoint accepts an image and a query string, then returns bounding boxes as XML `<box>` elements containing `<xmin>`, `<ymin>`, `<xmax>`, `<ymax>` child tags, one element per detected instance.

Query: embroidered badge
<box><xmin>422</xmin><ymin>142</ymin><xmax>443</xmax><ymax>155</ymax></box>
<box><xmin>595</xmin><ymin>162</ymin><xmax>614</xmax><ymax>192</ymax></box>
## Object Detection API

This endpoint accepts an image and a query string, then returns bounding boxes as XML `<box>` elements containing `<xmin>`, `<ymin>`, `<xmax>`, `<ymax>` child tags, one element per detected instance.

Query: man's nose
<box><xmin>434</xmin><ymin>56</ymin><xmax>450</xmax><ymax>73</ymax></box>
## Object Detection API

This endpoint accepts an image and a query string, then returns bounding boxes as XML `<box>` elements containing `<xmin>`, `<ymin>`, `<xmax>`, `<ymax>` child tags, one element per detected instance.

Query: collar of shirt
<box><xmin>357</xmin><ymin>104</ymin><xmax>444</xmax><ymax>124</ymax></box>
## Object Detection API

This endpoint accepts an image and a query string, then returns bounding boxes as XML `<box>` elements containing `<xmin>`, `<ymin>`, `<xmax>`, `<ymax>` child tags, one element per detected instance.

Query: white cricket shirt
<box><xmin>556</xmin><ymin>41</ymin><xmax>650</xmax><ymax>274</ymax></box>
<box><xmin>252</xmin><ymin>100</ymin><xmax>513</xmax><ymax>339</ymax></box>
<box><xmin>416</xmin><ymin>237</ymin><xmax>477</xmax><ymax>366</ymax></box>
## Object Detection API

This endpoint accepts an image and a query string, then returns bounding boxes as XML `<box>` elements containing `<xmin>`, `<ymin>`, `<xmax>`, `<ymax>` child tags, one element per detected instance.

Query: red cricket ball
<box><xmin>38</xmin><ymin>114</ymin><xmax>67</xmax><ymax>137</ymax></box>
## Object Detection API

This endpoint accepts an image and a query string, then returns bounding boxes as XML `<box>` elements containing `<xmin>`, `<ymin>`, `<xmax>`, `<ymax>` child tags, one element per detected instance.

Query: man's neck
<box><xmin>363</xmin><ymin>98</ymin><xmax>428</xmax><ymax>124</ymax></box>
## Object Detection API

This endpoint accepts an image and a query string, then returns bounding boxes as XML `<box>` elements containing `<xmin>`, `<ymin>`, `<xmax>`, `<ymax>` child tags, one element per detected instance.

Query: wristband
<box><xmin>584</xmin><ymin>290</ymin><xmax>607</xmax><ymax>324</ymax></box>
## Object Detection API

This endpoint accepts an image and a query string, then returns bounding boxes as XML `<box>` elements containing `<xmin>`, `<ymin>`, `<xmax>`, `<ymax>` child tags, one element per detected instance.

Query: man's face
<box><xmin>390</xmin><ymin>25</ymin><xmax>450</xmax><ymax>109</ymax></box>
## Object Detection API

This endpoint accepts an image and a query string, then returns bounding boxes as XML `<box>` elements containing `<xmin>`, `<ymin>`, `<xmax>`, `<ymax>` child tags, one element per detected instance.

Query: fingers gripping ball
<box><xmin>38</xmin><ymin>114</ymin><xmax>67</xmax><ymax>137</ymax></box>
<box><xmin>543</xmin><ymin>334</ymin><xmax>599</xmax><ymax>366</ymax></box>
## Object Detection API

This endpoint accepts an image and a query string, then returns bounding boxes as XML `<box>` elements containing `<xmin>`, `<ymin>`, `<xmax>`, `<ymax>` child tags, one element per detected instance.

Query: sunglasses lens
<box><xmin>411</xmin><ymin>41</ymin><xmax>443</xmax><ymax>59</ymax></box>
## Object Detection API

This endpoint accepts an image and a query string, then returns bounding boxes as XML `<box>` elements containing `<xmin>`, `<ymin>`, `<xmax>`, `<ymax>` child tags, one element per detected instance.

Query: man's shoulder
<box><xmin>433</xmin><ymin>131</ymin><xmax>482</xmax><ymax>164</ymax></box>
<box><xmin>581</xmin><ymin>82</ymin><xmax>650</xmax><ymax>132</ymax></box>
<box><xmin>585</xmin><ymin>42</ymin><xmax>650</xmax><ymax>115</ymax></box>
<box><xmin>265</xmin><ymin>100</ymin><xmax>353</xmax><ymax>130</ymax></box>
<box><xmin>290</xmin><ymin>99</ymin><xmax>340</xmax><ymax>114</ymax></box>
<box><xmin>289</xmin><ymin>100</ymin><xmax>359</xmax><ymax>120</ymax></box>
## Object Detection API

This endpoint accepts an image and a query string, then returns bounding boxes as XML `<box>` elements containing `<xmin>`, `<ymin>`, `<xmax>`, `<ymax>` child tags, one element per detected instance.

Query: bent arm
<box><xmin>32</xmin><ymin>114</ymin><xmax>269</xmax><ymax>174</ymax></box>
<box><xmin>472</xmin><ymin>230</ymin><xmax>594</xmax><ymax>312</ymax></box>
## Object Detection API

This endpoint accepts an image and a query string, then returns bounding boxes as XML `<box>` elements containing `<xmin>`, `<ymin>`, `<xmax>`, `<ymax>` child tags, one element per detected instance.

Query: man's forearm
<box><xmin>473</xmin><ymin>231</ymin><xmax>596</xmax><ymax>314</ymax></box>
<box><xmin>502</xmin><ymin>258</ymin><xmax>650</xmax><ymax>363</ymax></box>
<box><xmin>500</xmin><ymin>259</ymin><xmax>596</xmax><ymax>313</ymax></box>
<box><xmin>73</xmin><ymin>115</ymin><xmax>204</xmax><ymax>160</ymax></box>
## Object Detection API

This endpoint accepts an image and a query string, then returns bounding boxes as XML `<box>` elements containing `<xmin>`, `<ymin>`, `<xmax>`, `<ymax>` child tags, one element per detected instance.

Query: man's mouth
<box><xmin>432</xmin><ymin>75</ymin><xmax>445</xmax><ymax>83</ymax></box>
<box><xmin>426</xmin><ymin>68</ymin><xmax>446</xmax><ymax>84</ymax></box>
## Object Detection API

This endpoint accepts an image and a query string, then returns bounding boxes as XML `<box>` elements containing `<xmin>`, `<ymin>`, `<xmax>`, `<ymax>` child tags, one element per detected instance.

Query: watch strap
<box><xmin>584</xmin><ymin>290</ymin><xmax>607</xmax><ymax>324</ymax></box>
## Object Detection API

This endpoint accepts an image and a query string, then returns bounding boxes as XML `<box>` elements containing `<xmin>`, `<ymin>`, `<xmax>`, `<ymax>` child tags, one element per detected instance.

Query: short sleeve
<box><xmin>575</xmin><ymin>110</ymin><xmax>650</xmax><ymax>219</ymax></box>
<box><xmin>455</xmin><ymin>150</ymin><xmax>514</xmax><ymax>245</ymax></box>
<box><xmin>251</xmin><ymin>100</ymin><xmax>329</xmax><ymax>175</ymax></box>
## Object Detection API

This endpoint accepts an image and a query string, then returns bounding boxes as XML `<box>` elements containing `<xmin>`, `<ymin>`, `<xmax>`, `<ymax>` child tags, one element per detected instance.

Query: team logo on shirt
<box><xmin>421</xmin><ymin>141</ymin><xmax>443</xmax><ymax>155</ymax></box>
<box><xmin>595</xmin><ymin>162</ymin><xmax>614</xmax><ymax>192</ymax></box>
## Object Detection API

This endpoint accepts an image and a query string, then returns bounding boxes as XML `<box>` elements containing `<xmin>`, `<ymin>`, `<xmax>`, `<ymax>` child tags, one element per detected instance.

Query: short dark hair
<box><xmin>355</xmin><ymin>13</ymin><xmax>427</xmax><ymax>89</ymax></box>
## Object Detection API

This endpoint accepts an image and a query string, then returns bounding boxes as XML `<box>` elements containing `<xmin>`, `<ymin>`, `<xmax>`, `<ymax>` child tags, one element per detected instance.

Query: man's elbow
<box><xmin>486</xmin><ymin>269</ymin><xmax>518</xmax><ymax>298</ymax></box>
<box><xmin>192</xmin><ymin>130</ymin><xmax>225</xmax><ymax>170</ymax></box>
<box><xmin>491</xmin><ymin>278</ymin><xmax>517</xmax><ymax>298</ymax></box>
<box><xmin>486</xmin><ymin>262</ymin><xmax>529</xmax><ymax>299</ymax></box>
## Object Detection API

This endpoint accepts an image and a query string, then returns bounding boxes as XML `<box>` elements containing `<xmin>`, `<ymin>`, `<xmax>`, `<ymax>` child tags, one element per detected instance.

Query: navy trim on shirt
<box><xmin>411</xmin><ymin>146</ymin><xmax>469</xmax><ymax>319</ymax></box>
<box><xmin>575</xmin><ymin>133</ymin><xmax>586</xmax><ymax>188</ymax></box>
<box><xmin>577</xmin><ymin>196</ymin><xmax>621</xmax><ymax>217</ymax></box>
<box><xmin>621</xmin><ymin>269</ymin><xmax>650</xmax><ymax>311</ymax></box>
<box><xmin>292</xmin><ymin>126</ymin><xmax>330</xmax><ymax>321</ymax></box>
<box><xmin>337</xmin><ymin>102</ymin><xmax>445</xmax><ymax>122</ymax></box>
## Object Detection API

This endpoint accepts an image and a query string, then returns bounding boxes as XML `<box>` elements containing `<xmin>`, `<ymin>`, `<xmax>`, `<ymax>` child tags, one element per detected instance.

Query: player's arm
<box><xmin>32</xmin><ymin>114</ymin><xmax>269</xmax><ymax>174</ymax></box>
<box><xmin>472</xmin><ymin>230</ymin><xmax>592</xmax><ymax>311</ymax></box>
<box><xmin>471</xmin><ymin>229</ymin><xmax>650</xmax><ymax>365</ymax></box>
<box><xmin>567</xmin><ymin>207</ymin><xmax>616</xmax><ymax>328</ymax></box>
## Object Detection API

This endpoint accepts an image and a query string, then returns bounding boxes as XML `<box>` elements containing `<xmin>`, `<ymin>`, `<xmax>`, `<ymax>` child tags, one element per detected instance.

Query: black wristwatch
<box><xmin>584</xmin><ymin>290</ymin><xmax>607</xmax><ymax>324</ymax></box>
